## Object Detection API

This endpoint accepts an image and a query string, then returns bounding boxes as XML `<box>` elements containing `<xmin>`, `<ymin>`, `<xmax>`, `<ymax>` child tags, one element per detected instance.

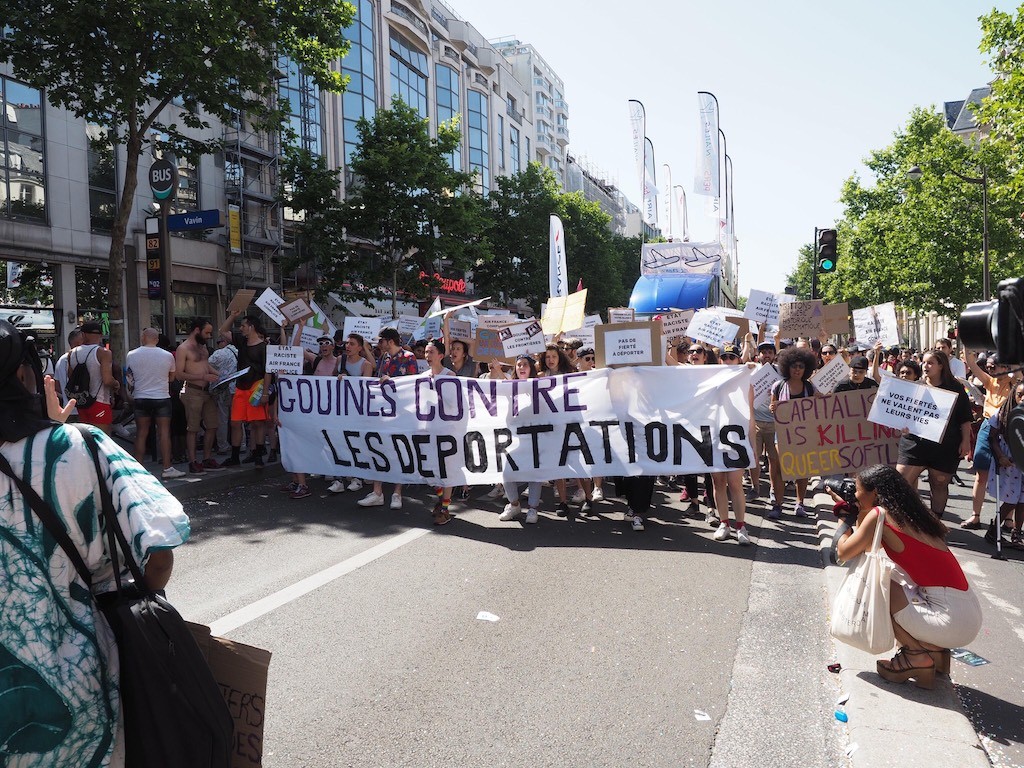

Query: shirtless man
<box><xmin>175</xmin><ymin>317</ymin><xmax>222</xmax><ymax>473</ymax></box>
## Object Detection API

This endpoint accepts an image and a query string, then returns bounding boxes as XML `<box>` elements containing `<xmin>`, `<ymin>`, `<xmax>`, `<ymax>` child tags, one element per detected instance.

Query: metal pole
<box><xmin>982</xmin><ymin>166</ymin><xmax>990</xmax><ymax>302</ymax></box>
<box><xmin>811</xmin><ymin>226</ymin><xmax>819</xmax><ymax>301</ymax></box>
<box><xmin>159</xmin><ymin>200</ymin><xmax>175</xmax><ymax>342</ymax></box>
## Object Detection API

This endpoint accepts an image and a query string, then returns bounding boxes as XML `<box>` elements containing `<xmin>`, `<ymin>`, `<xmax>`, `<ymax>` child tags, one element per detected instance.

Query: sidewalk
<box><xmin>812</xmin><ymin>484</ymin><xmax>992</xmax><ymax>768</ymax></box>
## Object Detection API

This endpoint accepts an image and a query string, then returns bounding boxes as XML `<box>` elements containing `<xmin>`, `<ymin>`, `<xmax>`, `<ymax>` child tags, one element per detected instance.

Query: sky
<box><xmin>448</xmin><ymin>0</ymin><xmax>1017</xmax><ymax>297</ymax></box>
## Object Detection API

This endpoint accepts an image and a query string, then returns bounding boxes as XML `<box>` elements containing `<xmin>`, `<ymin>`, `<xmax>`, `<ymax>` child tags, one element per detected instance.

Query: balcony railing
<box><xmin>506</xmin><ymin>106</ymin><xmax>522</xmax><ymax>125</ymax></box>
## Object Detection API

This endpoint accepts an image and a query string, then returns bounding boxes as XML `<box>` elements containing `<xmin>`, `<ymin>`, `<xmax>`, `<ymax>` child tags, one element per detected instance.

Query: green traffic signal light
<box><xmin>816</xmin><ymin>228</ymin><xmax>838</xmax><ymax>274</ymax></box>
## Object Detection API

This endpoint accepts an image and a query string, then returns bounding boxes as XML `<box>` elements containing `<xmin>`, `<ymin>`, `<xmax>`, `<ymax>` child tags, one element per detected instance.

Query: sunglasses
<box><xmin>822</xmin><ymin>350</ymin><xmax>837</xmax><ymax>355</ymax></box>
<box><xmin>687</xmin><ymin>348</ymin><xmax>705</xmax><ymax>354</ymax></box>
<box><xmin>721</xmin><ymin>353</ymin><xmax>739</xmax><ymax>360</ymax></box>
<box><xmin>581</xmin><ymin>356</ymin><xmax>595</xmax><ymax>362</ymax></box>
<box><xmin>790</xmin><ymin>362</ymin><xmax>806</xmax><ymax>368</ymax></box>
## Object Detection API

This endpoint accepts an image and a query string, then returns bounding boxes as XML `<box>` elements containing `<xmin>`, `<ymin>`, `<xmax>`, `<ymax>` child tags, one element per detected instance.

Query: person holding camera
<box><xmin>833</xmin><ymin>464</ymin><xmax>981</xmax><ymax>689</ymax></box>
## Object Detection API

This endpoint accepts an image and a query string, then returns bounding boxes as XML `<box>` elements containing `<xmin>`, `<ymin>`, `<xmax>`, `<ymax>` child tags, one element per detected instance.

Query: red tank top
<box><xmin>882</xmin><ymin>521</ymin><xmax>968</xmax><ymax>590</ymax></box>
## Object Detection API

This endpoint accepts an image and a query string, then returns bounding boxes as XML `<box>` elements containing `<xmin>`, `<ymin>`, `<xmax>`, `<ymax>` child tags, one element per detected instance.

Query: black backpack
<box><xmin>66</xmin><ymin>347</ymin><xmax>97</xmax><ymax>408</ymax></box>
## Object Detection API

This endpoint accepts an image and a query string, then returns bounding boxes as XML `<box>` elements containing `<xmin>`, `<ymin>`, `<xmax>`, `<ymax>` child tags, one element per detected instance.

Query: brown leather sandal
<box><xmin>876</xmin><ymin>648</ymin><xmax>936</xmax><ymax>690</ymax></box>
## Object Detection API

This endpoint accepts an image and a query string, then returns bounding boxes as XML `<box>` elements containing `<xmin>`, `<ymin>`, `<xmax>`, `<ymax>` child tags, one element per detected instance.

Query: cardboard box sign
<box><xmin>188</xmin><ymin>623</ymin><xmax>272</xmax><ymax>768</ymax></box>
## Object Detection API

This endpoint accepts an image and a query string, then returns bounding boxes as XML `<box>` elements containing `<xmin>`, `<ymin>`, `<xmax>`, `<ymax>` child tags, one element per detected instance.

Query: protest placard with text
<box><xmin>659</xmin><ymin>309</ymin><xmax>695</xmax><ymax>341</ymax></box>
<box><xmin>852</xmin><ymin>302</ymin><xmax>900</xmax><ymax>347</ymax></box>
<box><xmin>266</xmin><ymin>345</ymin><xmax>304</xmax><ymax>375</ymax></box>
<box><xmin>867</xmin><ymin>375</ymin><xmax>957</xmax><ymax>442</ymax></box>
<box><xmin>396</xmin><ymin>315</ymin><xmax>421</xmax><ymax>341</ymax></box>
<box><xmin>608</xmin><ymin>307</ymin><xmax>635</xmax><ymax>324</ymax></box>
<box><xmin>687</xmin><ymin>310</ymin><xmax>740</xmax><ymax>347</ymax></box>
<box><xmin>477</xmin><ymin>314</ymin><xmax>518</xmax><ymax>331</ymax></box>
<box><xmin>255</xmin><ymin>287</ymin><xmax>286</xmax><ymax>326</ymax></box>
<box><xmin>595</xmin><ymin>322</ymin><xmax>662</xmax><ymax>368</ymax></box>
<box><xmin>226</xmin><ymin>288</ymin><xmax>256</xmax><ymax>315</ymax></box>
<box><xmin>752</xmin><ymin>364</ymin><xmax>783</xmax><ymax>409</ymax></box>
<box><xmin>778</xmin><ymin>299</ymin><xmax>824</xmax><ymax>338</ymax></box>
<box><xmin>500</xmin><ymin>320</ymin><xmax>545</xmax><ymax>357</ymax></box>
<box><xmin>280</xmin><ymin>298</ymin><xmax>313</xmax><ymax>324</ymax></box>
<box><xmin>809</xmin><ymin>354</ymin><xmax>851</xmax><ymax>395</ymax></box>
<box><xmin>474</xmin><ymin>328</ymin><xmax>507</xmax><ymax>362</ymax></box>
<box><xmin>775</xmin><ymin>390</ymin><xmax>901</xmax><ymax>480</ymax></box>
<box><xmin>541</xmin><ymin>290</ymin><xmax>587</xmax><ymax>335</ymax></box>
<box><xmin>343</xmin><ymin>316</ymin><xmax>382</xmax><ymax>345</ymax></box>
<box><xmin>744</xmin><ymin>289</ymin><xmax>787</xmax><ymax>325</ymax></box>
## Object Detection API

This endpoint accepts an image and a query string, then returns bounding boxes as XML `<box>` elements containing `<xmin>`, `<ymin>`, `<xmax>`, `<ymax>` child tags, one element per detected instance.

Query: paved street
<box><xmin>168</xmin><ymin>474</ymin><xmax>848</xmax><ymax>768</ymax></box>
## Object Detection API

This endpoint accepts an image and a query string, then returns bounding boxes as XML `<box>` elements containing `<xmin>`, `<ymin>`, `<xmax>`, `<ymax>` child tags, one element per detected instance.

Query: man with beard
<box><xmin>175</xmin><ymin>317</ymin><xmax>222</xmax><ymax>473</ymax></box>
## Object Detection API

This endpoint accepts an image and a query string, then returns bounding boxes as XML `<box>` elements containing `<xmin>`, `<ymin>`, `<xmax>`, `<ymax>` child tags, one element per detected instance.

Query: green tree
<box><xmin>826</xmin><ymin>107</ymin><xmax>1022</xmax><ymax>314</ymax></box>
<box><xmin>473</xmin><ymin>163</ymin><xmax>561</xmax><ymax>309</ymax></box>
<box><xmin>557</xmin><ymin>192</ymin><xmax>626</xmax><ymax>313</ymax></box>
<box><xmin>0</xmin><ymin>0</ymin><xmax>354</xmax><ymax>357</ymax></box>
<box><xmin>608</xmin><ymin>233</ymin><xmax>643</xmax><ymax>309</ymax></box>
<box><xmin>784</xmin><ymin>243</ymin><xmax>816</xmax><ymax>300</ymax></box>
<box><xmin>978</xmin><ymin>6</ymin><xmax>1024</xmax><ymax>198</ymax></box>
<box><xmin>339</xmin><ymin>99</ymin><xmax>490</xmax><ymax>317</ymax></box>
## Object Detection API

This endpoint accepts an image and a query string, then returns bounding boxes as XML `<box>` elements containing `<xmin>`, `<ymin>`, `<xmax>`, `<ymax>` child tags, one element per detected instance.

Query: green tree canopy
<box><xmin>978</xmin><ymin>6</ymin><xmax>1024</xmax><ymax>198</ymax></box>
<box><xmin>0</xmin><ymin>0</ymin><xmax>354</xmax><ymax>355</ymax></box>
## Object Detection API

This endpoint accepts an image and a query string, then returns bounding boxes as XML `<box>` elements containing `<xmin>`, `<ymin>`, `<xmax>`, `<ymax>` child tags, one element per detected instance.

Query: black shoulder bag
<box><xmin>0</xmin><ymin>426</ymin><xmax>233</xmax><ymax>768</ymax></box>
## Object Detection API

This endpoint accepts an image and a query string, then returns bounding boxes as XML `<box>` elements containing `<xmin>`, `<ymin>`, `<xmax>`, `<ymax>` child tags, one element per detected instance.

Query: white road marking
<box><xmin>209</xmin><ymin>527</ymin><xmax>430</xmax><ymax>636</ymax></box>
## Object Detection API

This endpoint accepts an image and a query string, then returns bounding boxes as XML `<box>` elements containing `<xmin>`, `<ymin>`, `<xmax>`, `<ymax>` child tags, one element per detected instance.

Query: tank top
<box><xmin>882</xmin><ymin>519</ymin><xmax>968</xmax><ymax>590</ymax></box>
<box><xmin>343</xmin><ymin>357</ymin><xmax>367</xmax><ymax>377</ymax></box>
<box><xmin>74</xmin><ymin>344</ymin><xmax>111</xmax><ymax>405</ymax></box>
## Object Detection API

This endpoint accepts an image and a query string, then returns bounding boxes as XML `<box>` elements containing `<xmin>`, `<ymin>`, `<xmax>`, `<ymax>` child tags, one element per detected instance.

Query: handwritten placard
<box><xmin>608</xmin><ymin>307</ymin><xmax>635</xmax><ymax>324</ymax></box>
<box><xmin>660</xmin><ymin>309</ymin><xmax>695</xmax><ymax>341</ymax></box>
<box><xmin>395</xmin><ymin>315</ymin><xmax>421</xmax><ymax>341</ymax></box>
<box><xmin>809</xmin><ymin>354</ymin><xmax>851</xmax><ymax>395</ymax></box>
<box><xmin>687</xmin><ymin>310</ymin><xmax>740</xmax><ymax>347</ymax></box>
<box><xmin>500</xmin><ymin>320</ymin><xmax>546</xmax><ymax>357</ymax></box>
<box><xmin>594</xmin><ymin>322</ymin><xmax>663</xmax><ymax>368</ymax></box>
<box><xmin>226</xmin><ymin>288</ymin><xmax>256</xmax><ymax>314</ymax></box>
<box><xmin>448</xmin><ymin>318</ymin><xmax>473</xmax><ymax>344</ymax></box>
<box><xmin>744</xmin><ymin>289</ymin><xmax>788</xmax><ymax>325</ymax></box>
<box><xmin>867</xmin><ymin>376</ymin><xmax>957</xmax><ymax>443</ymax></box>
<box><xmin>474</xmin><ymin>328</ymin><xmax>507</xmax><ymax>362</ymax></box>
<box><xmin>255</xmin><ymin>287</ymin><xmax>286</xmax><ymax>326</ymax></box>
<box><xmin>776</xmin><ymin>390</ymin><xmax>901</xmax><ymax>480</ymax></box>
<box><xmin>343</xmin><ymin>315</ymin><xmax>382</xmax><ymax>345</ymax></box>
<box><xmin>266</xmin><ymin>345</ymin><xmax>304</xmax><ymax>375</ymax></box>
<box><xmin>280</xmin><ymin>298</ymin><xmax>313</xmax><ymax>324</ymax></box>
<box><xmin>752</xmin><ymin>364</ymin><xmax>783</xmax><ymax>409</ymax></box>
<box><xmin>541</xmin><ymin>290</ymin><xmax>588</xmax><ymax>335</ymax></box>
<box><xmin>477</xmin><ymin>314</ymin><xmax>518</xmax><ymax>331</ymax></box>
<box><xmin>778</xmin><ymin>299</ymin><xmax>823</xmax><ymax>338</ymax></box>
<box><xmin>852</xmin><ymin>302</ymin><xmax>900</xmax><ymax>347</ymax></box>
<box><xmin>822</xmin><ymin>303</ymin><xmax>850</xmax><ymax>336</ymax></box>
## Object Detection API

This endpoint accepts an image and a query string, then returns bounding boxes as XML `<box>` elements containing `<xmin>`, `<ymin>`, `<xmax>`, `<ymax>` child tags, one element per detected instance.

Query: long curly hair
<box><xmin>776</xmin><ymin>346</ymin><xmax>817</xmax><ymax>382</ymax></box>
<box><xmin>996</xmin><ymin>382</ymin><xmax>1024</xmax><ymax>432</ymax></box>
<box><xmin>856</xmin><ymin>464</ymin><xmax>947</xmax><ymax>539</ymax></box>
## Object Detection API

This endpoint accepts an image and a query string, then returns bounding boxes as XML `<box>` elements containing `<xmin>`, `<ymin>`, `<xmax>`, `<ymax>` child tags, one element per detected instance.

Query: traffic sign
<box><xmin>149</xmin><ymin>158</ymin><xmax>178</xmax><ymax>202</ymax></box>
<box><xmin>167</xmin><ymin>209</ymin><xmax>222</xmax><ymax>231</ymax></box>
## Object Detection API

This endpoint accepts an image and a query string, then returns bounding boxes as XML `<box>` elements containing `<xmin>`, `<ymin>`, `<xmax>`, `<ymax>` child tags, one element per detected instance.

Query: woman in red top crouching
<box><xmin>836</xmin><ymin>464</ymin><xmax>982</xmax><ymax>689</ymax></box>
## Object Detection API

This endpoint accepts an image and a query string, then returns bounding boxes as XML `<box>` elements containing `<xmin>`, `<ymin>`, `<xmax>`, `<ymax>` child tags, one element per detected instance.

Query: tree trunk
<box><xmin>106</xmin><ymin>127</ymin><xmax>143</xmax><ymax>365</ymax></box>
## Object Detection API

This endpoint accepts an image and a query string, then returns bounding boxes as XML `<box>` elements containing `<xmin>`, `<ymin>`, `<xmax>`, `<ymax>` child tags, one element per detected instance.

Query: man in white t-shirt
<box><xmin>125</xmin><ymin>327</ymin><xmax>183</xmax><ymax>479</ymax></box>
<box><xmin>935</xmin><ymin>337</ymin><xmax>967</xmax><ymax>379</ymax></box>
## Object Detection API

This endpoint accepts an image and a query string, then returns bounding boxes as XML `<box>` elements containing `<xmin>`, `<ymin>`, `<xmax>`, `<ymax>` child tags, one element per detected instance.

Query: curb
<box><xmin>812</xmin><ymin>494</ymin><xmax>990</xmax><ymax>768</ymax></box>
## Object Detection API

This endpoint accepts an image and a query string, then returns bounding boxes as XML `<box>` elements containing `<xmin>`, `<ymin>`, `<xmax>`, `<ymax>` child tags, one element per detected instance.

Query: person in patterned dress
<box><xmin>0</xmin><ymin>319</ymin><xmax>191</xmax><ymax>767</ymax></box>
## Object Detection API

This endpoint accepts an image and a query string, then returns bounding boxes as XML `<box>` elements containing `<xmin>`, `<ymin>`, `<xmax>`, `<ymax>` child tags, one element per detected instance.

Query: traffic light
<box><xmin>817</xmin><ymin>228</ymin><xmax>837</xmax><ymax>273</ymax></box>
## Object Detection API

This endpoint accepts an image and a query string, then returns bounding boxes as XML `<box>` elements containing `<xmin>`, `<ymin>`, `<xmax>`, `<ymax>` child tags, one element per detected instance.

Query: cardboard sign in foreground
<box><xmin>595</xmin><ymin>321</ymin><xmax>663</xmax><ymax>368</ymax></box>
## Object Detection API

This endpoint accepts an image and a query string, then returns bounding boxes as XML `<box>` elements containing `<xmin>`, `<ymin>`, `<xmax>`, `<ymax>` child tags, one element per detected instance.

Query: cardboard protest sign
<box><xmin>752</xmin><ymin>364</ymin><xmax>783</xmax><ymax>409</ymax></box>
<box><xmin>343</xmin><ymin>316</ymin><xmax>382</xmax><ymax>345</ymax></box>
<box><xmin>744</xmin><ymin>289</ymin><xmax>787</xmax><ymax>325</ymax></box>
<box><xmin>852</xmin><ymin>302</ymin><xmax>900</xmax><ymax>347</ymax></box>
<box><xmin>608</xmin><ymin>307</ymin><xmax>635</xmax><ymax>324</ymax></box>
<box><xmin>255</xmin><ymin>287</ymin><xmax>286</xmax><ymax>326</ymax></box>
<box><xmin>687</xmin><ymin>310</ymin><xmax>740</xmax><ymax>347</ymax></box>
<box><xmin>541</xmin><ymin>290</ymin><xmax>587</xmax><ymax>335</ymax></box>
<box><xmin>778</xmin><ymin>299</ymin><xmax>823</xmax><ymax>338</ymax></box>
<box><xmin>659</xmin><ymin>309</ymin><xmax>695</xmax><ymax>341</ymax></box>
<box><xmin>396</xmin><ymin>315</ymin><xmax>421</xmax><ymax>341</ymax></box>
<box><xmin>226</xmin><ymin>288</ymin><xmax>256</xmax><ymax>314</ymax></box>
<box><xmin>775</xmin><ymin>389</ymin><xmax>901</xmax><ymax>480</ymax></box>
<box><xmin>809</xmin><ymin>354</ymin><xmax>851</xmax><ymax>395</ymax></box>
<box><xmin>822</xmin><ymin>303</ymin><xmax>850</xmax><ymax>336</ymax></box>
<box><xmin>280</xmin><ymin>298</ymin><xmax>313</xmax><ymax>324</ymax></box>
<box><xmin>477</xmin><ymin>314</ymin><xmax>518</xmax><ymax>330</ymax></box>
<box><xmin>266</xmin><ymin>345</ymin><xmax>304</xmax><ymax>375</ymax></box>
<box><xmin>595</xmin><ymin>321</ymin><xmax>663</xmax><ymax>368</ymax></box>
<box><xmin>447</xmin><ymin>318</ymin><xmax>473</xmax><ymax>343</ymax></box>
<box><xmin>867</xmin><ymin>376</ymin><xmax>957</xmax><ymax>443</ymax></box>
<box><xmin>474</xmin><ymin>328</ymin><xmax>507</xmax><ymax>362</ymax></box>
<box><xmin>500</xmin><ymin>319</ymin><xmax>545</xmax><ymax>357</ymax></box>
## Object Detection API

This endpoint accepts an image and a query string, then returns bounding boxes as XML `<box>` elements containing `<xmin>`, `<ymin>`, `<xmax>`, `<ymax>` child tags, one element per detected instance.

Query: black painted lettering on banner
<box><xmin>589</xmin><ymin>419</ymin><xmax>617</xmax><ymax>463</ymax></box>
<box><xmin>676</xmin><ymin>424</ymin><xmax>713</xmax><ymax>465</ymax></box>
<box><xmin>411</xmin><ymin>434</ymin><xmax>434</xmax><ymax>478</ymax></box>
<box><xmin>493</xmin><ymin>428</ymin><xmax>518</xmax><ymax>471</ymax></box>
<box><xmin>559</xmin><ymin>422</ymin><xmax>595</xmax><ymax>465</ymax></box>
<box><xmin>365</xmin><ymin>432</ymin><xmax>389</xmax><ymax>471</ymax></box>
<box><xmin>391</xmin><ymin>434</ymin><xmax>415</xmax><ymax>473</ymax></box>
<box><xmin>719</xmin><ymin>426</ymin><xmax>751</xmax><ymax>468</ymax></box>
<box><xmin>646</xmin><ymin>422</ymin><xmax>669</xmax><ymax>462</ymax></box>
<box><xmin>321</xmin><ymin>430</ymin><xmax>351</xmax><ymax>467</ymax></box>
<box><xmin>464</xmin><ymin>431</ymin><xmax>488</xmax><ymax>472</ymax></box>
<box><xmin>436</xmin><ymin>435</ymin><xmax>458</xmax><ymax>480</ymax></box>
<box><xmin>343</xmin><ymin>430</ymin><xmax>370</xmax><ymax>470</ymax></box>
<box><xmin>517</xmin><ymin>424</ymin><xmax>555</xmax><ymax>467</ymax></box>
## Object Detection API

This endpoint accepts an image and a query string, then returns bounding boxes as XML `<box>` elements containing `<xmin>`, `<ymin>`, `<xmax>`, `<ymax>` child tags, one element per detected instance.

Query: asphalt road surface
<box><xmin>170</xmin><ymin>477</ymin><xmax>849</xmax><ymax>768</ymax></box>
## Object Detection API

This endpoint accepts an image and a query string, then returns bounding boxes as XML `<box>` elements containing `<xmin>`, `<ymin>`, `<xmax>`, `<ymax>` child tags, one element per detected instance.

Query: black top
<box><xmin>833</xmin><ymin>378</ymin><xmax>879</xmax><ymax>393</ymax></box>
<box><xmin>231</xmin><ymin>332</ymin><xmax>267</xmax><ymax>389</ymax></box>
<box><xmin>897</xmin><ymin>382</ymin><xmax>974</xmax><ymax>472</ymax></box>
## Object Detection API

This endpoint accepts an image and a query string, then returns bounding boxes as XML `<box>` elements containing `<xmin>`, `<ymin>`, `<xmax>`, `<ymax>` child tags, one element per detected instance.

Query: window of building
<box><xmin>435</xmin><ymin>63</ymin><xmax>461</xmax><ymax>171</ymax></box>
<box><xmin>280</xmin><ymin>57</ymin><xmax>324</xmax><ymax>157</ymax></box>
<box><xmin>509</xmin><ymin>126</ymin><xmax>520</xmax><ymax>175</ymax></box>
<box><xmin>497</xmin><ymin>114</ymin><xmax>504</xmax><ymax>170</ymax></box>
<box><xmin>467</xmin><ymin>90</ymin><xmax>489</xmax><ymax>194</ymax></box>
<box><xmin>389</xmin><ymin>30</ymin><xmax>428</xmax><ymax>120</ymax></box>
<box><xmin>525</xmin><ymin>136</ymin><xmax>531</xmax><ymax>164</ymax></box>
<box><xmin>0</xmin><ymin>76</ymin><xmax>45</xmax><ymax>222</ymax></box>
<box><xmin>87</xmin><ymin>123</ymin><xmax>116</xmax><ymax>232</ymax></box>
<box><xmin>342</xmin><ymin>0</ymin><xmax>377</xmax><ymax>166</ymax></box>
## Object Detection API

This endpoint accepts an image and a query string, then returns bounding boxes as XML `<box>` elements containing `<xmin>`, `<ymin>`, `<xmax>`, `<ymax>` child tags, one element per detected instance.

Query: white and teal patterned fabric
<box><xmin>0</xmin><ymin>424</ymin><xmax>190</xmax><ymax>767</ymax></box>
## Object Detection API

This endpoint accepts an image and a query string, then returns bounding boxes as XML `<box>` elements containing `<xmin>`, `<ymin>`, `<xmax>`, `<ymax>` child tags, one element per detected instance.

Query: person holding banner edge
<box><xmin>499</xmin><ymin>355</ymin><xmax>545</xmax><ymax>525</ymax></box>
<box><xmin>423</xmin><ymin>339</ymin><xmax>457</xmax><ymax>525</ymax></box>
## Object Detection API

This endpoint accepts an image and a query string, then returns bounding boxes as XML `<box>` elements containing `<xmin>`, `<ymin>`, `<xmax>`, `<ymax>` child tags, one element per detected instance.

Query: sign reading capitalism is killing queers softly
<box><xmin>774</xmin><ymin>389</ymin><xmax>901</xmax><ymax>481</ymax></box>
<box><xmin>277</xmin><ymin>366</ymin><xmax>754</xmax><ymax>485</ymax></box>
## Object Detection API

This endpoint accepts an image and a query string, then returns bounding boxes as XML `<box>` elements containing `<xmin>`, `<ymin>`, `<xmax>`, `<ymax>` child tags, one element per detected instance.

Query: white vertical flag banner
<box><xmin>673</xmin><ymin>186</ymin><xmax>688</xmax><ymax>241</ymax></box>
<box><xmin>694</xmin><ymin>91</ymin><xmax>720</xmax><ymax>197</ymax></box>
<box><xmin>661</xmin><ymin>164</ymin><xmax>673</xmax><ymax>236</ymax></box>
<box><xmin>628</xmin><ymin>99</ymin><xmax>646</xmax><ymax>212</ymax></box>
<box><xmin>549</xmin><ymin>214</ymin><xmax>568</xmax><ymax>299</ymax></box>
<box><xmin>643</xmin><ymin>137</ymin><xmax>658</xmax><ymax>227</ymax></box>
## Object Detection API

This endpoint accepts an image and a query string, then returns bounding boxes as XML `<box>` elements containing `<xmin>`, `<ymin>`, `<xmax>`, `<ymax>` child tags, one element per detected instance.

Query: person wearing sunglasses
<box><xmin>768</xmin><ymin>346</ymin><xmax>820</xmax><ymax>518</ymax></box>
<box><xmin>678</xmin><ymin>343</ymin><xmax>717</xmax><ymax>520</ymax></box>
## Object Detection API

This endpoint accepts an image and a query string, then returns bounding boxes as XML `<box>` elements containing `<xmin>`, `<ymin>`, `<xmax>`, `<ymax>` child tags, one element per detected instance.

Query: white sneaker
<box><xmin>525</xmin><ymin>508</ymin><xmax>539</xmax><ymax>524</ymax></box>
<box><xmin>631</xmin><ymin>515</ymin><xmax>645</xmax><ymax>532</ymax></box>
<box><xmin>347</xmin><ymin>479</ymin><xmax>363</xmax><ymax>492</ymax></box>
<box><xmin>161</xmin><ymin>466</ymin><xmax>185</xmax><ymax>479</ymax></box>
<box><xmin>486</xmin><ymin>484</ymin><xmax>505</xmax><ymax>499</ymax></box>
<box><xmin>328</xmin><ymin>479</ymin><xmax>346</xmax><ymax>494</ymax></box>
<box><xmin>357</xmin><ymin>492</ymin><xmax>385</xmax><ymax>507</ymax></box>
<box><xmin>570</xmin><ymin>488</ymin><xmax>587</xmax><ymax>504</ymax></box>
<box><xmin>499</xmin><ymin>503</ymin><xmax>520</xmax><ymax>521</ymax></box>
<box><xmin>591</xmin><ymin>486</ymin><xmax>604</xmax><ymax>502</ymax></box>
<box><xmin>705</xmin><ymin>511</ymin><xmax>719</xmax><ymax>526</ymax></box>
<box><xmin>737</xmin><ymin>525</ymin><xmax>751</xmax><ymax>546</ymax></box>
<box><xmin>390</xmin><ymin>494</ymin><xmax>403</xmax><ymax>510</ymax></box>
<box><xmin>714</xmin><ymin>522</ymin><xmax>731</xmax><ymax>541</ymax></box>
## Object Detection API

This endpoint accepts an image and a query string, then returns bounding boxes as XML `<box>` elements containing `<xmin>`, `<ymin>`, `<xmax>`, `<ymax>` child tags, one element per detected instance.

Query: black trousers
<box><xmin>617</xmin><ymin>475</ymin><xmax>657</xmax><ymax>517</ymax></box>
<box><xmin>683</xmin><ymin>474</ymin><xmax>715</xmax><ymax>507</ymax></box>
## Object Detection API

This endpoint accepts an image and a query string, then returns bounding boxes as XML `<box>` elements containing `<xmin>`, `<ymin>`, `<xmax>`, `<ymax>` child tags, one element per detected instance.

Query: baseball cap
<box><xmin>721</xmin><ymin>343</ymin><xmax>740</xmax><ymax>356</ymax></box>
<box><xmin>578</xmin><ymin>347</ymin><xmax>595</xmax><ymax>358</ymax></box>
<box><xmin>757</xmin><ymin>341</ymin><xmax>775</xmax><ymax>351</ymax></box>
<box><xmin>80</xmin><ymin>321</ymin><xmax>103</xmax><ymax>334</ymax></box>
<box><xmin>316</xmin><ymin>336</ymin><xmax>333</xmax><ymax>344</ymax></box>
<box><xmin>851</xmin><ymin>356</ymin><xmax>869</xmax><ymax>370</ymax></box>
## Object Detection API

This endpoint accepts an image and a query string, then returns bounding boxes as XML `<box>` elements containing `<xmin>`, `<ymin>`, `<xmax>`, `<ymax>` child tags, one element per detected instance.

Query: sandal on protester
<box><xmin>876</xmin><ymin>647</ymin><xmax>936</xmax><ymax>689</ymax></box>
<box><xmin>960</xmin><ymin>515</ymin><xmax>983</xmax><ymax>530</ymax></box>
<box><xmin>928</xmin><ymin>649</ymin><xmax>951</xmax><ymax>677</ymax></box>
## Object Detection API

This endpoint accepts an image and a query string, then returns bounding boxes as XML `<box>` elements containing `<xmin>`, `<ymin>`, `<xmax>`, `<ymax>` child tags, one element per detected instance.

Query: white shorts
<box><xmin>893</xmin><ymin>584</ymin><xmax>982</xmax><ymax>649</ymax></box>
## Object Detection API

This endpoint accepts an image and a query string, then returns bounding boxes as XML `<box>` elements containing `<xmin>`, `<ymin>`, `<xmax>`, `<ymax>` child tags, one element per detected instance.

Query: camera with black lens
<box><xmin>959</xmin><ymin>277</ymin><xmax>1024</xmax><ymax>365</ymax></box>
<box><xmin>823</xmin><ymin>478</ymin><xmax>858</xmax><ymax>509</ymax></box>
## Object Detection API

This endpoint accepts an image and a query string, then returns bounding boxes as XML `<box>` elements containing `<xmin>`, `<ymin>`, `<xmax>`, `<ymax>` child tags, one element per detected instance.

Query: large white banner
<box><xmin>549</xmin><ymin>214</ymin><xmax>568</xmax><ymax>300</ymax></box>
<box><xmin>640</xmin><ymin>241</ymin><xmax>723</xmax><ymax>277</ymax></box>
<box><xmin>694</xmin><ymin>91</ymin><xmax>720</xmax><ymax>197</ymax></box>
<box><xmin>278</xmin><ymin>366</ymin><xmax>754</xmax><ymax>485</ymax></box>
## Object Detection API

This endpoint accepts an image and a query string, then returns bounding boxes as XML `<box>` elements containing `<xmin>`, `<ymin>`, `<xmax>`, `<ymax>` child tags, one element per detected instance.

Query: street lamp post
<box><xmin>907</xmin><ymin>162</ymin><xmax>990</xmax><ymax>301</ymax></box>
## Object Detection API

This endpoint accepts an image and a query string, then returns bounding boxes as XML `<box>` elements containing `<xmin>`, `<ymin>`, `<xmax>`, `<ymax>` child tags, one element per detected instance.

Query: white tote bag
<box><xmin>830</xmin><ymin>508</ymin><xmax>895</xmax><ymax>654</ymax></box>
